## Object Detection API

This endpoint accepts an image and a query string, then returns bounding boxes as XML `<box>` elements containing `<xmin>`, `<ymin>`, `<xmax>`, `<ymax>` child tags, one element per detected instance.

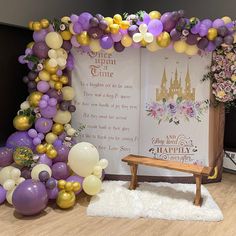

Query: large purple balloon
<box><xmin>111</xmin><ymin>32</ymin><xmax>122</xmax><ymax>42</ymax></box>
<box><xmin>201</xmin><ymin>19</ymin><xmax>212</xmax><ymax>28</ymax></box>
<box><xmin>0</xmin><ymin>186</ymin><xmax>6</xmax><ymax>204</ymax></box>
<box><xmin>33</xmin><ymin>29</ymin><xmax>48</xmax><ymax>42</ymax></box>
<box><xmin>161</xmin><ymin>12</ymin><xmax>176</xmax><ymax>32</ymax></box>
<box><xmin>148</xmin><ymin>19</ymin><xmax>163</xmax><ymax>36</ymax></box>
<box><xmin>78</xmin><ymin>12</ymin><xmax>93</xmax><ymax>30</ymax></box>
<box><xmin>6</xmin><ymin>132</ymin><xmax>34</xmax><ymax>150</ymax></box>
<box><xmin>38</xmin><ymin>154</ymin><xmax>52</xmax><ymax>167</ymax></box>
<box><xmin>66</xmin><ymin>175</ymin><xmax>84</xmax><ymax>195</ymax></box>
<box><xmin>212</xmin><ymin>19</ymin><xmax>225</xmax><ymax>29</ymax></box>
<box><xmin>12</xmin><ymin>180</ymin><xmax>48</xmax><ymax>216</ymax></box>
<box><xmin>88</xmin><ymin>27</ymin><xmax>103</xmax><ymax>39</ymax></box>
<box><xmin>35</xmin><ymin>118</ymin><xmax>53</xmax><ymax>134</ymax></box>
<box><xmin>52</xmin><ymin>162</ymin><xmax>70</xmax><ymax>180</ymax></box>
<box><xmin>32</xmin><ymin>42</ymin><xmax>49</xmax><ymax>59</ymax></box>
<box><xmin>197</xmin><ymin>38</ymin><xmax>209</xmax><ymax>50</ymax></box>
<box><xmin>40</xmin><ymin>106</ymin><xmax>57</xmax><ymax>119</ymax></box>
<box><xmin>53</xmin><ymin>145</ymin><xmax>70</xmax><ymax>163</ymax></box>
<box><xmin>100</xmin><ymin>35</ymin><xmax>113</xmax><ymax>49</ymax></box>
<box><xmin>0</xmin><ymin>147</ymin><xmax>13</xmax><ymax>167</ymax></box>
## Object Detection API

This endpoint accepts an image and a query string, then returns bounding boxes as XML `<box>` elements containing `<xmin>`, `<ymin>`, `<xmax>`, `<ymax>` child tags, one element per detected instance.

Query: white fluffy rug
<box><xmin>87</xmin><ymin>181</ymin><xmax>223</xmax><ymax>221</ymax></box>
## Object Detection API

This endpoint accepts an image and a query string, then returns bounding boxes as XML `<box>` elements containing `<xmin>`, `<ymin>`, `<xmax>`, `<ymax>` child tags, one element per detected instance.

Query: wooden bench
<box><xmin>122</xmin><ymin>154</ymin><xmax>213</xmax><ymax>206</ymax></box>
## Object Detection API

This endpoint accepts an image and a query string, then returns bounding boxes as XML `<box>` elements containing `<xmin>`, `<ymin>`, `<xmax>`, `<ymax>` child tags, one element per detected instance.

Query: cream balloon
<box><xmin>45</xmin><ymin>32</ymin><xmax>63</xmax><ymax>49</ymax></box>
<box><xmin>53</xmin><ymin>110</ymin><xmax>72</xmax><ymax>124</ymax></box>
<box><xmin>6</xmin><ymin>186</ymin><xmax>16</xmax><ymax>205</ymax></box>
<box><xmin>31</xmin><ymin>164</ymin><xmax>52</xmax><ymax>180</ymax></box>
<box><xmin>82</xmin><ymin>175</ymin><xmax>102</xmax><ymax>195</ymax></box>
<box><xmin>98</xmin><ymin>159</ymin><xmax>108</xmax><ymax>169</ymax></box>
<box><xmin>89</xmin><ymin>39</ymin><xmax>102</xmax><ymax>52</ymax></box>
<box><xmin>10</xmin><ymin>168</ymin><xmax>21</xmax><ymax>180</ymax></box>
<box><xmin>48</xmin><ymin>49</ymin><xmax>58</xmax><ymax>59</ymax></box>
<box><xmin>56</xmin><ymin>48</ymin><xmax>68</xmax><ymax>59</ymax></box>
<box><xmin>45</xmin><ymin>132</ymin><xmax>58</xmax><ymax>144</ymax></box>
<box><xmin>48</xmin><ymin>58</ymin><xmax>58</xmax><ymax>67</ymax></box>
<box><xmin>133</xmin><ymin>33</ymin><xmax>142</xmax><ymax>43</ymax></box>
<box><xmin>3</xmin><ymin>179</ymin><xmax>15</xmax><ymax>191</ymax></box>
<box><xmin>146</xmin><ymin>40</ymin><xmax>160</xmax><ymax>52</ymax></box>
<box><xmin>15</xmin><ymin>177</ymin><xmax>25</xmax><ymax>185</ymax></box>
<box><xmin>144</xmin><ymin>33</ymin><xmax>154</xmax><ymax>43</ymax></box>
<box><xmin>61</xmin><ymin>86</ymin><xmax>75</xmax><ymax>101</ymax></box>
<box><xmin>57</xmin><ymin>57</ymin><xmax>67</xmax><ymax>67</ymax></box>
<box><xmin>66</xmin><ymin>128</ymin><xmax>76</xmax><ymax>136</ymax></box>
<box><xmin>20</xmin><ymin>101</ymin><xmax>30</xmax><ymax>110</ymax></box>
<box><xmin>93</xmin><ymin>165</ymin><xmax>102</xmax><ymax>176</ymax></box>
<box><xmin>0</xmin><ymin>166</ymin><xmax>15</xmax><ymax>185</ymax></box>
<box><xmin>68</xmin><ymin>142</ymin><xmax>99</xmax><ymax>177</ymax></box>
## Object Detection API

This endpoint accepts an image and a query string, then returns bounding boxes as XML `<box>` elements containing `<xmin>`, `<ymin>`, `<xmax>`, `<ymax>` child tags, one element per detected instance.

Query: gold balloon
<box><xmin>61</xmin><ymin>30</ymin><xmax>72</xmax><ymax>41</ymax></box>
<box><xmin>46</xmin><ymin>148</ymin><xmax>57</xmax><ymax>159</ymax></box>
<box><xmin>121</xmin><ymin>35</ymin><xmax>132</xmax><ymax>47</ymax></box>
<box><xmin>39</xmin><ymin>70</ymin><xmax>50</xmax><ymax>81</ymax></box>
<box><xmin>28</xmin><ymin>21</ymin><xmax>34</xmax><ymax>30</ymax></box>
<box><xmin>65</xmin><ymin>182</ymin><xmax>73</xmax><ymax>192</ymax></box>
<box><xmin>72</xmin><ymin>182</ymin><xmax>81</xmax><ymax>192</ymax></box>
<box><xmin>45</xmin><ymin>143</ymin><xmax>54</xmax><ymax>151</ymax></box>
<box><xmin>27</xmin><ymin>42</ymin><xmax>34</xmax><ymax>49</ymax></box>
<box><xmin>207</xmin><ymin>28</ymin><xmax>218</xmax><ymax>41</ymax></box>
<box><xmin>156</xmin><ymin>32</ymin><xmax>171</xmax><ymax>48</ymax></box>
<box><xmin>221</xmin><ymin>16</ymin><xmax>232</xmax><ymax>24</ymax></box>
<box><xmin>149</xmin><ymin>11</ymin><xmax>161</xmax><ymax>20</ymax></box>
<box><xmin>13</xmin><ymin>115</ymin><xmax>32</xmax><ymax>131</ymax></box>
<box><xmin>32</xmin><ymin>21</ymin><xmax>42</xmax><ymax>31</ymax></box>
<box><xmin>51</xmin><ymin>74</ymin><xmax>60</xmax><ymax>82</ymax></box>
<box><xmin>56</xmin><ymin>190</ymin><xmax>76</xmax><ymax>209</ymax></box>
<box><xmin>120</xmin><ymin>21</ymin><xmax>130</xmax><ymax>30</ymax></box>
<box><xmin>113</xmin><ymin>14</ymin><xmax>122</xmax><ymax>24</ymax></box>
<box><xmin>60</xmin><ymin>75</ymin><xmax>69</xmax><ymax>85</ymax></box>
<box><xmin>76</xmin><ymin>31</ymin><xmax>90</xmax><ymax>46</ymax></box>
<box><xmin>104</xmin><ymin>17</ymin><xmax>113</xmax><ymax>26</ymax></box>
<box><xmin>52</xmin><ymin>123</ymin><xmax>64</xmax><ymax>135</ymax></box>
<box><xmin>140</xmin><ymin>39</ymin><xmax>148</xmax><ymax>47</ymax></box>
<box><xmin>110</xmin><ymin>24</ymin><xmax>120</xmax><ymax>34</ymax></box>
<box><xmin>36</xmin><ymin>144</ymin><xmax>46</xmax><ymax>154</ymax></box>
<box><xmin>54</xmin><ymin>81</ymin><xmax>63</xmax><ymax>90</ymax></box>
<box><xmin>28</xmin><ymin>91</ymin><xmax>43</xmax><ymax>107</ymax></box>
<box><xmin>45</xmin><ymin>132</ymin><xmax>58</xmax><ymax>144</ymax></box>
<box><xmin>44</xmin><ymin>59</ymin><xmax>58</xmax><ymax>74</ymax></box>
<box><xmin>13</xmin><ymin>147</ymin><xmax>34</xmax><ymax>167</ymax></box>
<box><xmin>40</xmin><ymin>19</ymin><xmax>50</xmax><ymax>28</ymax></box>
<box><xmin>58</xmin><ymin>180</ymin><xmax>66</xmax><ymax>189</ymax></box>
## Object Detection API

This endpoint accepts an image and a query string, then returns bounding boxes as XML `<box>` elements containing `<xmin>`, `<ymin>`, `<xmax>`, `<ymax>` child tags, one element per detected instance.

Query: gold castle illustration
<box><xmin>156</xmin><ymin>66</ymin><xmax>195</xmax><ymax>102</ymax></box>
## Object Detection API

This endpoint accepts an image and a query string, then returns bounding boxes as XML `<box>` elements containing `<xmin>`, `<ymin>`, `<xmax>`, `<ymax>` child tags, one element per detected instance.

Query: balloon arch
<box><xmin>0</xmin><ymin>10</ymin><xmax>235</xmax><ymax>216</ymax></box>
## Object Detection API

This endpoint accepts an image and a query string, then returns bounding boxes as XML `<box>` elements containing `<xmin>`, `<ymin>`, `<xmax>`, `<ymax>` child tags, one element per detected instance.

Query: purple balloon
<box><xmin>201</xmin><ymin>19</ymin><xmax>212</xmax><ymax>28</ymax></box>
<box><xmin>161</xmin><ymin>12</ymin><xmax>176</xmax><ymax>32</ymax></box>
<box><xmin>197</xmin><ymin>38</ymin><xmax>209</xmax><ymax>50</ymax></box>
<box><xmin>212</xmin><ymin>19</ymin><xmax>225</xmax><ymax>29</ymax></box>
<box><xmin>0</xmin><ymin>186</ymin><xmax>6</xmax><ymax>204</ymax></box>
<box><xmin>46</xmin><ymin>178</ymin><xmax>57</xmax><ymax>189</ymax></box>
<box><xmin>66</xmin><ymin>175</ymin><xmax>84</xmax><ymax>195</ymax></box>
<box><xmin>6</xmin><ymin>132</ymin><xmax>34</xmax><ymax>150</ymax></box>
<box><xmin>73</xmin><ymin>22</ymin><xmax>83</xmax><ymax>34</ymax></box>
<box><xmin>128</xmin><ymin>25</ymin><xmax>139</xmax><ymax>37</ymax></box>
<box><xmin>186</xmin><ymin>33</ymin><xmax>199</xmax><ymax>45</ymax></box>
<box><xmin>12</xmin><ymin>180</ymin><xmax>48</xmax><ymax>216</ymax></box>
<box><xmin>142</xmin><ymin>12</ymin><xmax>151</xmax><ymax>25</ymax></box>
<box><xmin>52</xmin><ymin>162</ymin><xmax>70</xmax><ymax>180</ymax></box>
<box><xmin>217</xmin><ymin>26</ymin><xmax>229</xmax><ymax>37</ymax></box>
<box><xmin>70</xmin><ymin>14</ymin><xmax>79</xmax><ymax>23</ymax></box>
<box><xmin>0</xmin><ymin>147</ymin><xmax>13</xmax><ymax>167</ymax></box>
<box><xmin>33</xmin><ymin>29</ymin><xmax>48</xmax><ymax>42</ymax></box>
<box><xmin>62</xmin><ymin>40</ymin><xmax>72</xmax><ymax>51</ymax></box>
<box><xmin>206</xmin><ymin>42</ymin><xmax>216</xmax><ymax>52</ymax></box>
<box><xmin>114</xmin><ymin>42</ymin><xmax>125</xmax><ymax>52</ymax></box>
<box><xmin>170</xmin><ymin>29</ymin><xmax>182</xmax><ymax>41</ymax></box>
<box><xmin>131</xmin><ymin>42</ymin><xmax>141</xmax><ymax>48</ymax></box>
<box><xmin>39</xmin><ymin>100</ymin><xmax>47</xmax><ymax>109</ymax></box>
<box><xmin>100</xmin><ymin>35</ymin><xmax>113</xmax><ymax>49</ymax></box>
<box><xmin>53</xmin><ymin>145</ymin><xmax>70</xmax><ymax>163</ymax></box>
<box><xmin>35</xmin><ymin>118</ymin><xmax>53</xmax><ymax>134</ymax></box>
<box><xmin>38</xmin><ymin>154</ymin><xmax>52</xmax><ymax>167</ymax></box>
<box><xmin>148</xmin><ymin>19</ymin><xmax>163</xmax><ymax>36</ymax></box>
<box><xmin>224</xmin><ymin>35</ymin><xmax>234</xmax><ymax>45</ymax></box>
<box><xmin>111</xmin><ymin>32</ymin><xmax>122</xmax><ymax>42</ymax></box>
<box><xmin>53</xmin><ymin>139</ymin><xmax>63</xmax><ymax>148</ymax></box>
<box><xmin>214</xmin><ymin>36</ymin><xmax>223</xmax><ymax>47</ymax></box>
<box><xmin>78</xmin><ymin>12</ymin><xmax>93</xmax><ymax>30</ymax></box>
<box><xmin>37</xmin><ymin>81</ymin><xmax>50</xmax><ymax>93</ymax></box>
<box><xmin>32</xmin><ymin>42</ymin><xmax>49</xmax><ymax>59</ymax></box>
<box><xmin>199</xmin><ymin>24</ymin><xmax>208</xmax><ymax>37</ymax></box>
<box><xmin>58</xmin><ymin>132</ymin><xmax>67</xmax><ymax>141</ymax></box>
<box><xmin>88</xmin><ymin>27</ymin><xmax>103</xmax><ymax>39</ymax></box>
<box><xmin>46</xmin><ymin>89</ymin><xmax>63</xmax><ymax>102</ymax></box>
<box><xmin>47</xmin><ymin>186</ymin><xmax>58</xmax><ymax>199</ymax></box>
<box><xmin>21</xmin><ymin>167</ymin><xmax>31</xmax><ymax>179</ymax></box>
<box><xmin>40</xmin><ymin>106</ymin><xmax>57</xmax><ymax>119</ymax></box>
<box><xmin>80</xmin><ymin>46</ymin><xmax>91</xmax><ymax>53</ymax></box>
<box><xmin>33</xmin><ymin>137</ymin><xmax>41</xmax><ymax>146</ymax></box>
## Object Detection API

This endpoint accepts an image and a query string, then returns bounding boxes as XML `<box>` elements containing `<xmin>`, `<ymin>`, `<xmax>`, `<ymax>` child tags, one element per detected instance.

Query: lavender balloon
<box><xmin>53</xmin><ymin>145</ymin><xmax>70</xmax><ymax>163</ymax></box>
<box><xmin>128</xmin><ymin>25</ymin><xmax>139</xmax><ymax>37</ymax></box>
<box><xmin>40</xmin><ymin>106</ymin><xmax>57</xmax><ymax>119</ymax></box>
<box><xmin>46</xmin><ymin>89</ymin><xmax>63</xmax><ymax>102</ymax></box>
<box><xmin>206</xmin><ymin>42</ymin><xmax>216</xmax><ymax>52</ymax></box>
<box><xmin>199</xmin><ymin>24</ymin><xmax>208</xmax><ymax>37</ymax></box>
<box><xmin>111</xmin><ymin>32</ymin><xmax>122</xmax><ymax>42</ymax></box>
<box><xmin>78</xmin><ymin>12</ymin><xmax>93</xmax><ymax>30</ymax></box>
<box><xmin>148</xmin><ymin>19</ymin><xmax>163</xmax><ymax>36</ymax></box>
<box><xmin>201</xmin><ymin>19</ymin><xmax>212</xmax><ymax>28</ymax></box>
<box><xmin>66</xmin><ymin>175</ymin><xmax>84</xmax><ymax>195</ymax></box>
<box><xmin>38</xmin><ymin>154</ymin><xmax>52</xmax><ymax>167</ymax></box>
<box><xmin>0</xmin><ymin>147</ymin><xmax>13</xmax><ymax>167</ymax></box>
<box><xmin>52</xmin><ymin>162</ymin><xmax>70</xmax><ymax>180</ymax></box>
<box><xmin>32</xmin><ymin>41</ymin><xmax>49</xmax><ymax>59</ymax></box>
<box><xmin>73</xmin><ymin>22</ymin><xmax>83</xmax><ymax>34</ymax></box>
<box><xmin>0</xmin><ymin>186</ymin><xmax>6</xmax><ymax>204</ymax></box>
<box><xmin>100</xmin><ymin>35</ymin><xmax>113</xmax><ymax>49</ymax></box>
<box><xmin>37</xmin><ymin>81</ymin><xmax>50</xmax><ymax>93</ymax></box>
<box><xmin>12</xmin><ymin>180</ymin><xmax>48</xmax><ymax>216</ymax></box>
<box><xmin>212</xmin><ymin>19</ymin><xmax>225</xmax><ymax>29</ymax></box>
<box><xmin>33</xmin><ymin>29</ymin><xmax>48</xmax><ymax>42</ymax></box>
<box><xmin>6</xmin><ymin>132</ymin><xmax>34</xmax><ymax>150</ymax></box>
<box><xmin>47</xmin><ymin>186</ymin><xmax>59</xmax><ymax>200</ymax></box>
<box><xmin>35</xmin><ymin>118</ymin><xmax>53</xmax><ymax>134</ymax></box>
<box><xmin>191</xmin><ymin>21</ymin><xmax>201</xmax><ymax>34</ymax></box>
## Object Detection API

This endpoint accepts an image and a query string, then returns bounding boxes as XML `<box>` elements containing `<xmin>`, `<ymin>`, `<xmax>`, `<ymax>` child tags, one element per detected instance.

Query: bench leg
<box><xmin>129</xmin><ymin>164</ymin><xmax>138</xmax><ymax>190</ymax></box>
<box><xmin>194</xmin><ymin>174</ymin><xmax>202</xmax><ymax>206</ymax></box>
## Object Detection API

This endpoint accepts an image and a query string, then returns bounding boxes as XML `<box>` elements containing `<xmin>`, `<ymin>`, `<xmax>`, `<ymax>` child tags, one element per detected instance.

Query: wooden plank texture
<box><xmin>122</xmin><ymin>154</ymin><xmax>212</xmax><ymax>176</ymax></box>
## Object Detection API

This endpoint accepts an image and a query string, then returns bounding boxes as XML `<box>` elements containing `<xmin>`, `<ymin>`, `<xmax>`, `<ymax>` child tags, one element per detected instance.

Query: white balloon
<box><xmin>0</xmin><ymin>166</ymin><xmax>15</xmax><ymax>185</ymax></box>
<box><xmin>56</xmin><ymin>48</ymin><xmax>68</xmax><ymax>59</ymax></box>
<box><xmin>139</xmin><ymin>23</ymin><xmax>148</xmax><ymax>34</ymax></box>
<box><xmin>31</xmin><ymin>164</ymin><xmax>52</xmax><ymax>180</ymax></box>
<box><xmin>48</xmin><ymin>49</ymin><xmax>57</xmax><ymax>59</ymax></box>
<box><xmin>48</xmin><ymin>58</ymin><xmax>58</xmax><ymax>67</ymax></box>
<box><xmin>20</xmin><ymin>101</ymin><xmax>30</xmax><ymax>110</ymax></box>
<box><xmin>68</xmin><ymin>142</ymin><xmax>99</xmax><ymax>177</ymax></box>
<box><xmin>6</xmin><ymin>186</ymin><xmax>16</xmax><ymax>205</ymax></box>
<box><xmin>10</xmin><ymin>168</ymin><xmax>21</xmax><ymax>180</ymax></box>
<box><xmin>144</xmin><ymin>33</ymin><xmax>154</xmax><ymax>43</ymax></box>
<box><xmin>93</xmin><ymin>165</ymin><xmax>102</xmax><ymax>176</ymax></box>
<box><xmin>98</xmin><ymin>159</ymin><xmax>108</xmax><ymax>169</ymax></box>
<box><xmin>3</xmin><ymin>179</ymin><xmax>15</xmax><ymax>191</ymax></box>
<box><xmin>133</xmin><ymin>33</ymin><xmax>142</xmax><ymax>43</ymax></box>
<box><xmin>45</xmin><ymin>32</ymin><xmax>63</xmax><ymax>49</ymax></box>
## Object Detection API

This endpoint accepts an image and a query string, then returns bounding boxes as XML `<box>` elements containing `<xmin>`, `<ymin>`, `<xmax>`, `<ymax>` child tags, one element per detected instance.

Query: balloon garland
<box><xmin>0</xmin><ymin>10</ymin><xmax>235</xmax><ymax>216</ymax></box>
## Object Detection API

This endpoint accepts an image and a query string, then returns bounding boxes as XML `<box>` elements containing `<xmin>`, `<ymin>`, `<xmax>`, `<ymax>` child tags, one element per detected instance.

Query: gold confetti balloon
<box><xmin>56</xmin><ymin>190</ymin><xmax>76</xmax><ymax>209</ymax></box>
<box><xmin>13</xmin><ymin>147</ymin><xmax>34</xmax><ymax>167</ymax></box>
<box><xmin>13</xmin><ymin>115</ymin><xmax>32</xmax><ymax>131</ymax></box>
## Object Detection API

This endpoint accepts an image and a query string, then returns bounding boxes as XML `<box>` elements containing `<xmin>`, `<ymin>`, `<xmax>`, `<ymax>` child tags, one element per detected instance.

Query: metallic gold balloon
<box><xmin>35</xmin><ymin>76</ymin><xmax>40</xmax><ymax>82</ymax></box>
<box><xmin>140</xmin><ymin>39</ymin><xmax>148</xmax><ymax>47</ymax></box>
<box><xmin>104</xmin><ymin>17</ymin><xmax>113</xmax><ymax>26</ymax></box>
<box><xmin>46</xmin><ymin>149</ymin><xmax>57</xmax><ymax>159</ymax></box>
<box><xmin>156</xmin><ymin>32</ymin><xmax>171</xmax><ymax>48</ymax></box>
<box><xmin>28</xmin><ymin>91</ymin><xmax>43</xmax><ymax>107</ymax></box>
<box><xmin>207</xmin><ymin>28</ymin><xmax>218</xmax><ymax>41</ymax></box>
<box><xmin>72</xmin><ymin>182</ymin><xmax>81</xmax><ymax>192</ymax></box>
<box><xmin>32</xmin><ymin>21</ymin><xmax>42</xmax><ymax>31</ymax></box>
<box><xmin>45</xmin><ymin>143</ymin><xmax>53</xmax><ymax>151</ymax></box>
<box><xmin>60</xmin><ymin>75</ymin><xmax>69</xmax><ymax>85</ymax></box>
<box><xmin>58</xmin><ymin>180</ymin><xmax>66</xmax><ymax>190</ymax></box>
<box><xmin>76</xmin><ymin>31</ymin><xmax>90</xmax><ymax>46</ymax></box>
<box><xmin>113</xmin><ymin>14</ymin><xmax>122</xmax><ymax>24</ymax></box>
<box><xmin>149</xmin><ymin>11</ymin><xmax>161</xmax><ymax>20</ymax></box>
<box><xmin>54</xmin><ymin>81</ymin><xmax>63</xmax><ymax>90</ymax></box>
<box><xmin>28</xmin><ymin>21</ymin><xmax>34</xmax><ymax>30</ymax></box>
<box><xmin>110</xmin><ymin>24</ymin><xmax>120</xmax><ymax>34</ymax></box>
<box><xmin>13</xmin><ymin>147</ymin><xmax>34</xmax><ymax>167</ymax></box>
<box><xmin>39</xmin><ymin>70</ymin><xmax>50</xmax><ymax>81</ymax></box>
<box><xmin>61</xmin><ymin>30</ymin><xmax>72</xmax><ymax>40</ymax></box>
<box><xmin>52</xmin><ymin>123</ymin><xmax>64</xmax><ymax>135</ymax></box>
<box><xmin>44</xmin><ymin>59</ymin><xmax>59</xmax><ymax>74</ymax></box>
<box><xmin>13</xmin><ymin>115</ymin><xmax>32</xmax><ymax>131</ymax></box>
<box><xmin>27</xmin><ymin>42</ymin><xmax>34</xmax><ymax>49</ymax></box>
<box><xmin>120</xmin><ymin>21</ymin><xmax>130</xmax><ymax>30</ymax></box>
<box><xmin>40</xmin><ymin>19</ymin><xmax>50</xmax><ymax>28</ymax></box>
<box><xmin>65</xmin><ymin>182</ymin><xmax>73</xmax><ymax>192</ymax></box>
<box><xmin>36</xmin><ymin>144</ymin><xmax>46</xmax><ymax>154</ymax></box>
<box><xmin>56</xmin><ymin>190</ymin><xmax>76</xmax><ymax>209</ymax></box>
<box><xmin>51</xmin><ymin>74</ymin><xmax>60</xmax><ymax>82</ymax></box>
